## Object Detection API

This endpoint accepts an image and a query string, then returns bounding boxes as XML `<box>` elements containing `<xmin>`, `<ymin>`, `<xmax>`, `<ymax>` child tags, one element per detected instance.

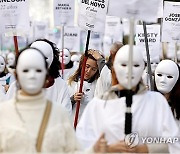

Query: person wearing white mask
<box><xmin>0</xmin><ymin>47</ymin><xmax>106</xmax><ymax>153</ymax></box>
<box><xmin>6</xmin><ymin>52</ymin><xmax>16</xmax><ymax>86</ymax></box>
<box><xmin>59</xmin><ymin>48</ymin><xmax>76</xmax><ymax>80</ymax></box>
<box><xmin>5</xmin><ymin>39</ymin><xmax>72</xmax><ymax>115</ymax></box>
<box><xmin>71</xmin><ymin>53</ymin><xmax>81</xmax><ymax>69</ymax></box>
<box><xmin>6</xmin><ymin>52</ymin><xmax>15</xmax><ymax>66</ymax></box>
<box><xmin>0</xmin><ymin>55</ymin><xmax>15</xmax><ymax>95</ymax></box>
<box><xmin>155</xmin><ymin>60</ymin><xmax>180</xmax><ymax>127</ymax></box>
<box><xmin>76</xmin><ymin>45</ymin><xmax>180</xmax><ymax>153</ymax></box>
<box><xmin>94</xmin><ymin>41</ymin><xmax>123</xmax><ymax>98</ymax></box>
<box><xmin>142</xmin><ymin>56</ymin><xmax>160</xmax><ymax>90</ymax></box>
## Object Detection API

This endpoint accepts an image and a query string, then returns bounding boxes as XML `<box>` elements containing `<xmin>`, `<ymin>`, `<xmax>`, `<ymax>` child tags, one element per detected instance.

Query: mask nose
<box><xmin>159</xmin><ymin>75</ymin><xmax>166</xmax><ymax>83</ymax></box>
<box><xmin>29</xmin><ymin>70</ymin><xmax>36</xmax><ymax>78</ymax></box>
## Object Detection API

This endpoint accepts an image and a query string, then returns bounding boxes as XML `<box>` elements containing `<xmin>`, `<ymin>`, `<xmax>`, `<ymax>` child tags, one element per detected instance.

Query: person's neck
<box><xmin>164</xmin><ymin>93</ymin><xmax>170</xmax><ymax>101</ymax></box>
<box><xmin>116</xmin><ymin>84</ymin><xmax>137</xmax><ymax>91</ymax></box>
<box><xmin>20</xmin><ymin>90</ymin><xmax>42</xmax><ymax>96</ymax></box>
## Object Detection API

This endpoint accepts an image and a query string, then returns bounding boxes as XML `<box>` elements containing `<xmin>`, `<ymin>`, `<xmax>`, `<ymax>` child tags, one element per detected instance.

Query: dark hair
<box><xmin>169</xmin><ymin>64</ymin><xmax>180</xmax><ymax>120</ymax></box>
<box><xmin>68</xmin><ymin>50</ymin><xmax>100</xmax><ymax>85</ymax></box>
<box><xmin>106</xmin><ymin>42</ymin><xmax>123</xmax><ymax>70</ymax></box>
<box><xmin>30</xmin><ymin>39</ymin><xmax>60</xmax><ymax>79</ymax></box>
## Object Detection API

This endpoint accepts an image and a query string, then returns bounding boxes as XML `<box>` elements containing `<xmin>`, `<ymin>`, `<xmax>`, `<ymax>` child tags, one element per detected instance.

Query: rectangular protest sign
<box><xmin>33</xmin><ymin>21</ymin><xmax>49</xmax><ymax>40</ymax></box>
<box><xmin>105</xmin><ymin>16</ymin><xmax>123</xmax><ymax>43</ymax></box>
<box><xmin>53</xmin><ymin>0</ymin><xmax>75</xmax><ymax>26</ymax></box>
<box><xmin>135</xmin><ymin>25</ymin><xmax>161</xmax><ymax>59</ymax></box>
<box><xmin>78</xmin><ymin>0</ymin><xmax>108</xmax><ymax>33</ymax></box>
<box><xmin>57</xmin><ymin>26</ymin><xmax>80</xmax><ymax>51</ymax></box>
<box><xmin>162</xmin><ymin>1</ymin><xmax>180</xmax><ymax>43</ymax></box>
<box><xmin>0</xmin><ymin>0</ymin><xmax>30</xmax><ymax>36</ymax></box>
<box><xmin>107</xmin><ymin>0</ymin><xmax>161</xmax><ymax>22</ymax></box>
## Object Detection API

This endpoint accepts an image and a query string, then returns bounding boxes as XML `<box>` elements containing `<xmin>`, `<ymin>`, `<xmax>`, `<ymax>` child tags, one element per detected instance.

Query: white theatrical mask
<box><xmin>7</xmin><ymin>52</ymin><xmax>15</xmax><ymax>66</ymax></box>
<box><xmin>30</xmin><ymin>41</ymin><xmax>53</xmax><ymax>68</ymax></box>
<box><xmin>155</xmin><ymin>60</ymin><xmax>179</xmax><ymax>94</ymax></box>
<box><xmin>113</xmin><ymin>45</ymin><xmax>145</xmax><ymax>89</ymax></box>
<box><xmin>0</xmin><ymin>56</ymin><xmax>5</xmax><ymax>73</ymax></box>
<box><xmin>59</xmin><ymin>48</ymin><xmax>71</xmax><ymax>65</ymax></box>
<box><xmin>150</xmin><ymin>56</ymin><xmax>160</xmax><ymax>74</ymax></box>
<box><xmin>16</xmin><ymin>49</ymin><xmax>47</xmax><ymax>95</ymax></box>
<box><xmin>71</xmin><ymin>54</ymin><xmax>80</xmax><ymax>67</ymax></box>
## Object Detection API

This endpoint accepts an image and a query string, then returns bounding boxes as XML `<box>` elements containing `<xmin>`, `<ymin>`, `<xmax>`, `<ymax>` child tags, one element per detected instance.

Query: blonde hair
<box><xmin>68</xmin><ymin>49</ymin><xmax>100</xmax><ymax>85</ymax></box>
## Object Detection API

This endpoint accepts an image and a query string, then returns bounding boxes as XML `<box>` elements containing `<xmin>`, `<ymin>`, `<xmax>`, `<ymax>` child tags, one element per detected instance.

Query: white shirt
<box><xmin>76</xmin><ymin>87</ymin><xmax>180</xmax><ymax>153</ymax></box>
<box><xmin>5</xmin><ymin>77</ymin><xmax>72</xmax><ymax>115</ymax></box>
<box><xmin>0</xmin><ymin>91</ymin><xmax>79</xmax><ymax>153</ymax></box>
<box><xmin>68</xmin><ymin>80</ymin><xmax>97</xmax><ymax>121</ymax></box>
<box><xmin>94</xmin><ymin>65</ymin><xmax>112</xmax><ymax>98</ymax></box>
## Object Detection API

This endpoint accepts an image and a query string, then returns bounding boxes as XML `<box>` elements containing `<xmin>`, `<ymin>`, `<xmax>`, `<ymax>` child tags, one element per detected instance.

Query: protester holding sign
<box><xmin>59</xmin><ymin>48</ymin><xmax>76</xmax><ymax>80</ymax></box>
<box><xmin>94</xmin><ymin>41</ymin><xmax>123</xmax><ymax>98</ymax></box>
<box><xmin>76</xmin><ymin>45</ymin><xmax>180</xmax><ymax>153</ymax></box>
<box><xmin>68</xmin><ymin>49</ymin><xmax>104</xmax><ymax>120</ymax></box>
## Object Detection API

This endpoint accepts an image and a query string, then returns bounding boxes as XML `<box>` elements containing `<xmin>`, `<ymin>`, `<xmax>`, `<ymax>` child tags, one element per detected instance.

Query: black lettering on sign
<box><xmin>86</xmin><ymin>23</ymin><xmax>94</xmax><ymax>28</ymax></box>
<box><xmin>82</xmin><ymin>0</ymin><xmax>105</xmax><ymax>9</ymax></box>
<box><xmin>139</xmin><ymin>38</ymin><xmax>156</xmax><ymax>43</ymax></box>
<box><xmin>64</xmin><ymin>33</ymin><xmax>78</xmax><ymax>37</ymax></box>
<box><xmin>0</xmin><ymin>0</ymin><xmax>26</xmax><ymax>2</ymax></box>
<box><xmin>165</xmin><ymin>17</ymin><xmax>180</xmax><ymax>22</ymax></box>
<box><xmin>56</xmin><ymin>3</ymin><xmax>71</xmax><ymax>10</ymax></box>
<box><xmin>82</xmin><ymin>0</ymin><xmax>89</xmax><ymax>5</ymax></box>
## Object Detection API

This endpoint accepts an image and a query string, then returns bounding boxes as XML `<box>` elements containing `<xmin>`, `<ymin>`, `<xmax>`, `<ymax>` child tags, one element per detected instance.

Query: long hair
<box><xmin>108</xmin><ymin>42</ymin><xmax>124</xmax><ymax>86</ymax></box>
<box><xmin>169</xmin><ymin>64</ymin><xmax>180</xmax><ymax>120</ymax></box>
<box><xmin>30</xmin><ymin>39</ymin><xmax>60</xmax><ymax>79</ymax></box>
<box><xmin>68</xmin><ymin>50</ymin><xmax>100</xmax><ymax>85</ymax></box>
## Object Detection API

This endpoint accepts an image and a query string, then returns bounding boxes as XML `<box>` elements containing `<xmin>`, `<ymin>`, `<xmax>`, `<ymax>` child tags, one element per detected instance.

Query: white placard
<box><xmin>135</xmin><ymin>25</ymin><xmax>161</xmax><ymax>60</ymax></box>
<box><xmin>53</xmin><ymin>0</ymin><xmax>75</xmax><ymax>26</ymax></box>
<box><xmin>162</xmin><ymin>1</ymin><xmax>180</xmax><ymax>43</ymax></box>
<box><xmin>157</xmin><ymin>0</ymin><xmax>163</xmax><ymax>18</ymax></box>
<box><xmin>57</xmin><ymin>26</ymin><xmax>80</xmax><ymax>52</ymax></box>
<box><xmin>78</xmin><ymin>0</ymin><xmax>108</xmax><ymax>33</ymax></box>
<box><xmin>0</xmin><ymin>0</ymin><xmax>30</xmax><ymax>36</ymax></box>
<box><xmin>166</xmin><ymin>42</ymin><xmax>176</xmax><ymax>59</ymax></box>
<box><xmin>105</xmin><ymin>16</ymin><xmax>123</xmax><ymax>43</ymax></box>
<box><xmin>33</xmin><ymin>21</ymin><xmax>49</xmax><ymax>40</ymax></box>
<box><xmin>108</xmin><ymin>0</ymin><xmax>161</xmax><ymax>22</ymax></box>
<box><xmin>89</xmin><ymin>35</ymin><xmax>102</xmax><ymax>51</ymax></box>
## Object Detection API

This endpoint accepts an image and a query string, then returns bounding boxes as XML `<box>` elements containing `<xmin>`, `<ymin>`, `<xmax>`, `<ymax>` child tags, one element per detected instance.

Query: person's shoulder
<box><xmin>146</xmin><ymin>90</ymin><xmax>165</xmax><ymax>99</ymax></box>
<box><xmin>144</xmin><ymin>90</ymin><xmax>168</xmax><ymax>105</ymax></box>
<box><xmin>55</xmin><ymin>76</ymin><xmax>66</xmax><ymax>83</ymax></box>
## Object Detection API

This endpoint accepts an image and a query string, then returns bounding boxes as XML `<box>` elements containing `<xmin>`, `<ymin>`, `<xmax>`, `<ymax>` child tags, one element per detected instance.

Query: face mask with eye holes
<box><xmin>113</xmin><ymin>45</ymin><xmax>145</xmax><ymax>89</ymax></box>
<box><xmin>59</xmin><ymin>49</ymin><xmax>71</xmax><ymax>65</ymax></box>
<box><xmin>155</xmin><ymin>60</ymin><xmax>179</xmax><ymax>94</ymax></box>
<box><xmin>16</xmin><ymin>49</ymin><xmax>47</xmax><ymax>95</ymax></box>
<box><xmin>0</xmin><ymin>56</ymin><xmax>5</xmax><ymax>73</ymax></box>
